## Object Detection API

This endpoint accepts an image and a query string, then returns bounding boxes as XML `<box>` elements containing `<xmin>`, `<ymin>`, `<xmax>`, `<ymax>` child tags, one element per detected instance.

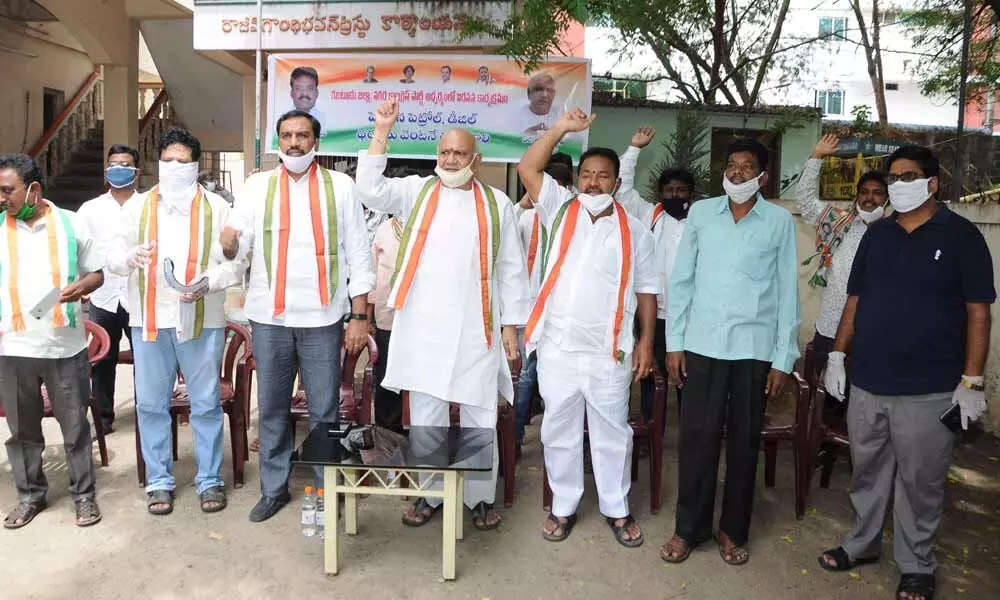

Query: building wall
<box><xmin>0</xmin><ymin>20</ymin><xmax>95</xmax><ymax>153</ymax></box>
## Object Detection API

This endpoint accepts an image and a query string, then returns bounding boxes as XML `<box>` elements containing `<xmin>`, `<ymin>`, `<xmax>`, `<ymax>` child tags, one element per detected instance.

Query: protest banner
<box><xmin>267</xmin><ymin>53</ymin><xmax>592</xmax><ymax>162</ymax></box>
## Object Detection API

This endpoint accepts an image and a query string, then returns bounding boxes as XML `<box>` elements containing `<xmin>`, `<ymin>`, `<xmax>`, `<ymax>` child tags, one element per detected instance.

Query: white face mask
<box><xmin>888</xmin><ymin>178</ymin><xmax>931</xmax><ymax>214</ymax></box>
<box><xmin>577</xmin><ymin>192</ymin><xmax>614</xmax><ymax>216</ymax></box>
<box><xmin>722</xmin><ymin>173</ymin><xmax>763</xmax><ymax>204</ymax></box>
<box><xmin>158</xmin><ymin>160</ymin><xmax>199</xmax><ymax>201</ymax></box>
<box><xmin>856</xmin><ymin>202</ymin><xmax>885</xmax><ymax>224</ymax></box>
<box><xmin>278</xmin><ymin>148</ymin><xmax>316</xmax><ymax>174</ymax></box>
<box><xmin>435</xmin><ymin>156</ymin><xmax>478</xmax><ymax>188</ymax></box>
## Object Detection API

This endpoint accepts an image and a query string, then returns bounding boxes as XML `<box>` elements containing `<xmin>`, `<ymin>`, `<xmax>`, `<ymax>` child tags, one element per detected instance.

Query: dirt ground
<box><xmin>1</xmin><ymin>367</ymin><xmax>999</xmax><ymax>600</ymax></box>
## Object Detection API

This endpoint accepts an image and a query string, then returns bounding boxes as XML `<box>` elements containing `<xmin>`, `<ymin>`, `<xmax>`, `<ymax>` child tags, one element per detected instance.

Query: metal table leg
<box><xmin>324</xmin><ymin>465</ymin><xmax>339</xmax><ymax>575</ymax></box>
<box><xmin>441</xmin><ymin>470</ymin><xmax>458</xmax><ymax>580</ymax></box>
<box><xmin>344</xmin><ymin>468</ymin><xmax>359</xmax><ymax>535</ymax></box>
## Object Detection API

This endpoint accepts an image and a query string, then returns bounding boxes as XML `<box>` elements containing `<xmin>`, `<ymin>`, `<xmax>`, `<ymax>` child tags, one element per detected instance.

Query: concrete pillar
<box><xmin>102</xmin><ymin>18</ymin><xmax>139</xmax><ymax>156</ymax></box>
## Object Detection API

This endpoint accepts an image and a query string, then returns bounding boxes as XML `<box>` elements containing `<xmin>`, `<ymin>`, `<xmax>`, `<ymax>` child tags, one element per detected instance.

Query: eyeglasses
<box><xmin>886</xmin><ymin>172</ymin><xmax>926</xmax><ymax>184</ymax></box>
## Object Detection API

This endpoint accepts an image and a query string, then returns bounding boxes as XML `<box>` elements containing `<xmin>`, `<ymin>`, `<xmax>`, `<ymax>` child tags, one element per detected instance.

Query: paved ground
<box><xmin>1</xmin><ymin>367</ymin><xmax>999</xmax><ymax>600</ymax></box>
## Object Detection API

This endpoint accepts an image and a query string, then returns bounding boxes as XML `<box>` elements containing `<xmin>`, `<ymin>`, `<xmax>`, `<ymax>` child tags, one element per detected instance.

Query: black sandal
<box><xmin>3</xmin><ymin>500</ymin><xmax>47</xmax><ymax>530</ymax></box>
<box><xmin>147</xmin><ymin>490</ymin><xmax>174</xmax><ymax>516</ymax></box>
<box><xmin>818</xmin><ymin>546</ymin><xmax>879</xmax><ymax>572</ymax></box>
<box><xmin>542</xmin><ymin>512</ymin><xmax>577</xmax><ymax>542</ymax></box>
<box><xmin>199</xmin><ymin>487</ymin><xmax>227</xmax><ymax>513</ymax></box>
<box><xmin>896</xmin><ymin>573</ymin><xmax>935</xmax><ymax>600</ymax></box>
<box><xmin>401</xmin><ymin>498</ymin><xmax>440</xmax><ymax>527</ymax></box>
<box><xmin>606</xmin><ymin>515</ymin><xmax>644</xmax><ymax>548</ymax></box>
<box><xmin>75</xmin><ymin>498</ymin><xmax>102</xmax><ymax>527</ymax></box>
<box><xmin>660</xmin><ymin>535</ymin><xmax>693</xmax><ymax>563</ymax></box>
<box><xmin>472</xmin><ymin>502</ymin><xmax>501</xmax><ymax>531</ymax></box>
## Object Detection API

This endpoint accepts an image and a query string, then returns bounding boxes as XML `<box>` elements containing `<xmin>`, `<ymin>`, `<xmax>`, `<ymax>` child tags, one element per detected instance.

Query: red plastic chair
<box><xmin>0</xmin><ymin>320</ymin><xmax>111</xmax><ymax>466</ymax></box>
<box><xmin>801</xmin><ymin>343</ymin><xmax>851</xmax><ymax>505</ymax></box>
<box><xmin>134</xmin><ymin>322</ymin><xmax>253</xmax><ymax>487</ymax></box>
<box><xmin>289</xmin><ymin>334</ymin><xmax>379</xmax><ymax>436</ymax></box>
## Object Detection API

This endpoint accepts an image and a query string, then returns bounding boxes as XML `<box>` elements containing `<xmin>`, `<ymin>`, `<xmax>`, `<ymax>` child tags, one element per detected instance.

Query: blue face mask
<box><xmin>106</xmin><ymin>165</ymin><xmax>138</xmax><ymax>189</ymax></box>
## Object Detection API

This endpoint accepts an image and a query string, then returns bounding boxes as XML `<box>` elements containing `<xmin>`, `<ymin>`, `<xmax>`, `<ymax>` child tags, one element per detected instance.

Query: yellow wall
<box><xmin>0</xmin><ymin>21</ymin><xmax>95</xmax><ymax>153</ymax></box>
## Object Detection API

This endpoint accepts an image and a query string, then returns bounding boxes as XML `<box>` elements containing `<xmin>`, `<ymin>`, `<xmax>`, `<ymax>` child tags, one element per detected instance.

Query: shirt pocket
<box><xmin>736</xmin><ymin>229</ymin><xmax>777</xmax><ymax>281</ymax></box>
<box><xmin>595</xmin><ymin>238</ymin><xmax>622</xmax><ymax>284</ymax></box>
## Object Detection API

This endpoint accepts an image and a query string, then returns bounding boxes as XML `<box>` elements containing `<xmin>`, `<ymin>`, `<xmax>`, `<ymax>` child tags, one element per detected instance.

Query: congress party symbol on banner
<box><xmin>266</xmin><ymin>53</ymin><xmax>593</xmax><ymax>163</ymax></box>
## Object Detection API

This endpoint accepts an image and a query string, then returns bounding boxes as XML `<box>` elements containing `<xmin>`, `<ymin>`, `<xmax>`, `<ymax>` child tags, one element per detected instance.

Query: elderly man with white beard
<box><xmin>355</xmin><ymin>98</ymin><xmax>530</xmax><ymax>531</ymax></box>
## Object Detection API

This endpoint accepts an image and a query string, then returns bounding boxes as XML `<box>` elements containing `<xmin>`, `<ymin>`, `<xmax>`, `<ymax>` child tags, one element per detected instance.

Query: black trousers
<box><xmin>674</xmin><ymin>351</ymin><xmax>769</xmax><ymax>546</ymax></box>
<box><xmin>373</xmin><ymin>327</ymin><xmax>403</xmax><ymax>432</ymax></box>
<box><xmin>88</xmin><ymin>302</ymin><xmax>131</xmax><ymax>425</ymax></box>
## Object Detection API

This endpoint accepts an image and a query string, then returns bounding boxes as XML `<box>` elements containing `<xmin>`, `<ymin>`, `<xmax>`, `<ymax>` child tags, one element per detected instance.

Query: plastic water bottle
<box><xmin>316</xmin><ymin>488</ymin><xmax>325</xmax><ymax>540</ymax></box>
<box><xmin>301</xmin><ymin>486</ymin><xmax>317</xmax><ymax>537</ymax></box>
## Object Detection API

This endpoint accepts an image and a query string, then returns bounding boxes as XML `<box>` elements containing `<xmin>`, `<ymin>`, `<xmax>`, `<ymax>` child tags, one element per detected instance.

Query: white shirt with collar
<box><xmin>531</xmin><ymin>174</ymin><xmax>659</xmax><ymax>355</ymax></box>
<box><xmin>77</xmin><ymin>191</ymin><xmax>133</xmax><ymax>313</ymax></box>
<box><xmin>228</xmin><ymin>164</ymin><xmax>374</xmax><ymax>328</ymax></box>
<box><xmin>617</xmin><ymin>146</ymin><xmax>686</xmax><ymax>320</ymax></box>
<box><xmin>108</xmin><ymin>186</ymin><xmax>243</xmax><ymax>331</ymax></box>
<box><xmin>0</xmin><ymin>201</ymin><xmax>104</xmax><ymax>359</ymax></box>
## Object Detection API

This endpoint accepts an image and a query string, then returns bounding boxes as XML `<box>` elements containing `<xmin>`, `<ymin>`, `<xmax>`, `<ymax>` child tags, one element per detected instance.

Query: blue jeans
<box><xmin>133</xmin><ymin>327</ymin><xmax>225</xmax><ymax>494</ymax></box>
<box><xmin>516</xmin><ymin>328</ymin><xmax>538</xmax><ymax>445</ymax></box>
<box><xmin>251</xmin><ymin>320</ymin><xmax>342</xmax><ymax>499</ymax></box>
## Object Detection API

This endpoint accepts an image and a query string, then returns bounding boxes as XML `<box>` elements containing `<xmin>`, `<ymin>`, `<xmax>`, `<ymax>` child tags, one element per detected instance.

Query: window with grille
<box><xmin>594</xmin><ymin>77</ymin><xmax>647</xmax><ymax>100</ymax></box>
<box><xmin>816</xmin><ymin>89</ymin><xmax>845</xmax><ymax>115</ymax></box>
<box><xmin>819</xmin><ymin>16</ymin><xmax>848</xmax><ymax>39</ymax></box>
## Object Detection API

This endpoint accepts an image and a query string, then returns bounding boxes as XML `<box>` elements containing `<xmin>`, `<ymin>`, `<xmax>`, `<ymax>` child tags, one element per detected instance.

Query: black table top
<box><xmin>292</xmin><ymin>424</ymin><xmax>494</xmax><ymax>472</ymax></box>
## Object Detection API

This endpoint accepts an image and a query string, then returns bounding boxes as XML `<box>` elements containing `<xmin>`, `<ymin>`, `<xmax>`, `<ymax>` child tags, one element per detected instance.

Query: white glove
<box><xmin>953</xmin><ymin>375</ymin><xmax>987</xmax><ymax>430</ymax></box>
<box><xmin>823</xmin><ymin>351</ymin><xmax>847</xmax><ymax>402</ymax></box>
<box><xmin>126</xmin><ymin>242</ymin><xmax>155</xmax><ymax>269</ymax></box>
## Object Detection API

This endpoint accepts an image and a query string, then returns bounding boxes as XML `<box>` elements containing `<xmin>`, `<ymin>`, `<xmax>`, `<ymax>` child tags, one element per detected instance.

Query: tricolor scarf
<box><xmin>389</xmin><ymin>177</ymin><xmax>500</xmax><ymax>346</ymax></box>
<box><xmin>525</xmin><ymin>199</ymin><xmax>633</xmax><ymax>363</ymax></box>
<box><xmin>1</xmin><ymin>201</ymin><xmax>78</xmax><ymax>332</ymax></box>
<box><xmin>650</xmin><ymin>203</ymin><xmax>666</xmax><ymax>230</ymax></box>
<box><xmin>802</xmin><ymin>205</ymin><xmax>854</xmax><ymax>288</ymax></box>
<box><xmin>138</xmin><ymin>186</ymin><xmax>213</xmax><ymax>342</ymax></box>
<box><xmin>263</xmin><ymin>163</ymin><xmax>338</xmax><ymax>317</ymax></box>
<box><xmin>525</xmin><ymin>211</ymin><xmax>548</xmax><ymax>276</ymax></box>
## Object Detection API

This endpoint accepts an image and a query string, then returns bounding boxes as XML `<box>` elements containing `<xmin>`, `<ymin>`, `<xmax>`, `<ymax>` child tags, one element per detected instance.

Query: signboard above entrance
<box><xmin>192</xmin><ymin>1</ymin><xmax>511</xmax><ymax>50</ymax></box>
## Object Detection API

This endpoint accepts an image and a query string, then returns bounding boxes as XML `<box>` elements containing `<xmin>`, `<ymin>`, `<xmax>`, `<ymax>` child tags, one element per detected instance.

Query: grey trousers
<box><xmin>841</xmin><ymin>385</ymin><xmax>954</xmax><ymax>574</ymax></box>
<box><xmin>0</xmin><ymin>350</ymin><xmax>96</xmax><ymax>503</ymax></box>
<box><xmin>251</xmin><ymin>320</ymin><xmax>343</xmax><ymax>499</ymax></box>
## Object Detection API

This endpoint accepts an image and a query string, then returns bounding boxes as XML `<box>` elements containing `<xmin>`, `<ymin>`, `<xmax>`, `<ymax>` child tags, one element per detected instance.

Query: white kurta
<box><xmin>107</xmin><ymin>187</ymin><xmax>243</xmax><ymax>332</ymax></box>
<box><xmin>617</xmin><ymin>146</ymin><xmax>685</xmax><ymax>320</ymax></box>
<box><xmin>226</xmin><ymin>166</ymin><xmax>374</xmax><ymax>328</ymax></box>
<box><xmin>528</xmin><ymin>174</ymin><xmax>658</xmax><ymax>519</ymax></box>
<box><xmin>355</xmin><ymin>152</ymin><xmax>530</xmax><ymax>408</ymax></box>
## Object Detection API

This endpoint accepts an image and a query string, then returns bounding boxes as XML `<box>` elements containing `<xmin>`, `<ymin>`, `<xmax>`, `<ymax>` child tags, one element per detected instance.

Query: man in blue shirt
<box><xmin>661</xmin><ymin>138</ymin><xmax>801</xmax><ymax>566</ymax></box>
<box><xmin>819</xmin><ymin>146</ymin><xmax>994</xmax><ymax>600</ymax></box>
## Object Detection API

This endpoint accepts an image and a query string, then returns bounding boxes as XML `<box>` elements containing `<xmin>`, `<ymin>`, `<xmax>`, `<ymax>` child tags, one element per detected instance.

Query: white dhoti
<box><xmin>410</xmin><ymin>392</ymin><xmax>499</xmax><ymax>509</ymax></box>
<box><xmin>537</xmin><ymin>339</ymin><xmax>633</xmax><ymax>519</ymax></box>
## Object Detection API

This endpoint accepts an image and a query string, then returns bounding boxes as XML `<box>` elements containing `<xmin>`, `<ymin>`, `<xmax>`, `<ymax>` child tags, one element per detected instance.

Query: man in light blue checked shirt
<box><xmin>660</xmin><ymin>138</ymin><xmax>800</xmax><ymax>567</ymax></box>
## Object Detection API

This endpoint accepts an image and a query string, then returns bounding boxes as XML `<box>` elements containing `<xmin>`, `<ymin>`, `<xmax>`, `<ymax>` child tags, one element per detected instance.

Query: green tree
<box><xmin>462</xmin><ymin>0</ymin><xmax>828</xmax><ymax>106</ymax></box>
<box><xmin>904</xmin><ymin>2</ymin><xmax>1000</xmax><ymax>101</ymax></box>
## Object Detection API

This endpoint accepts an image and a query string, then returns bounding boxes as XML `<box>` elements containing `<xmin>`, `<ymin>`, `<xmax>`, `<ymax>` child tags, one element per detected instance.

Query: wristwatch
<box><xmin>348</xmin><ymin>312</ymin><xmax>368</xmax><ymax>322</ymax></box>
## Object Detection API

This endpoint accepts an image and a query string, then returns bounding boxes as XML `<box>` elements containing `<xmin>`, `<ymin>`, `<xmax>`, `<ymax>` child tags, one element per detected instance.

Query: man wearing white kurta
<box><xmin>518</xmin><ymin>109</ymin><xmax>659</xmax><ymax>548</ymax></box>
<box><xmin>356</xmin><ymin>98</ymin><xmax>529</xmax><ymax>531</ymax></box>
<box><xmin>108</xmin><ymin>129</ymin><xmax>244</xmax><ymax>516</ymax></box>
<box><xmin>221</xmin><ymin>110</ymin><xmax>373</xmax><ymax>523</ymax></box>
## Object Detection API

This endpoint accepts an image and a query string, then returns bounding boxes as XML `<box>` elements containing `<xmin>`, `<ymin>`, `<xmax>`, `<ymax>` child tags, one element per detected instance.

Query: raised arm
<box><xmin>355</xmin><ymin>99</ymin><xmax>415</xmax><ymax>216</ymax></box>
<box><xmin>617</xmin><ymin>141</ymin><xmax>656</xmax><ymax>224</ymax></box>
<box><xmin>518</xmin><ymin>108</ymin><xmax>594</xmax><ymax>206</ymax></box>
<box><xmin>796</xmin><ymin>133</ymin><xmax>839</xmax><ymax>226</ymax></box>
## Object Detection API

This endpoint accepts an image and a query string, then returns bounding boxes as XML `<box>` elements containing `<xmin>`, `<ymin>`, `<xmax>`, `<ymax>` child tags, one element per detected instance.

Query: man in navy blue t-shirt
<box><xmin>818</xmin><ymin>146</ymin><xmax>995</xmax><ymax>600</ymax></box>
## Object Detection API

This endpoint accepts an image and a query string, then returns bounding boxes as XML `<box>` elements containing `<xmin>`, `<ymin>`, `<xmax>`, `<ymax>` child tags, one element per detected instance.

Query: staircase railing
<box><xmin>28</xmin><ymin>68</ymin><xmax>103</xmax><ymax>185</ymax></box>
<box><xmin>138</xmin><ymin>88</ymin><xmax>179</xmax><ymax>166</ymax></box>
